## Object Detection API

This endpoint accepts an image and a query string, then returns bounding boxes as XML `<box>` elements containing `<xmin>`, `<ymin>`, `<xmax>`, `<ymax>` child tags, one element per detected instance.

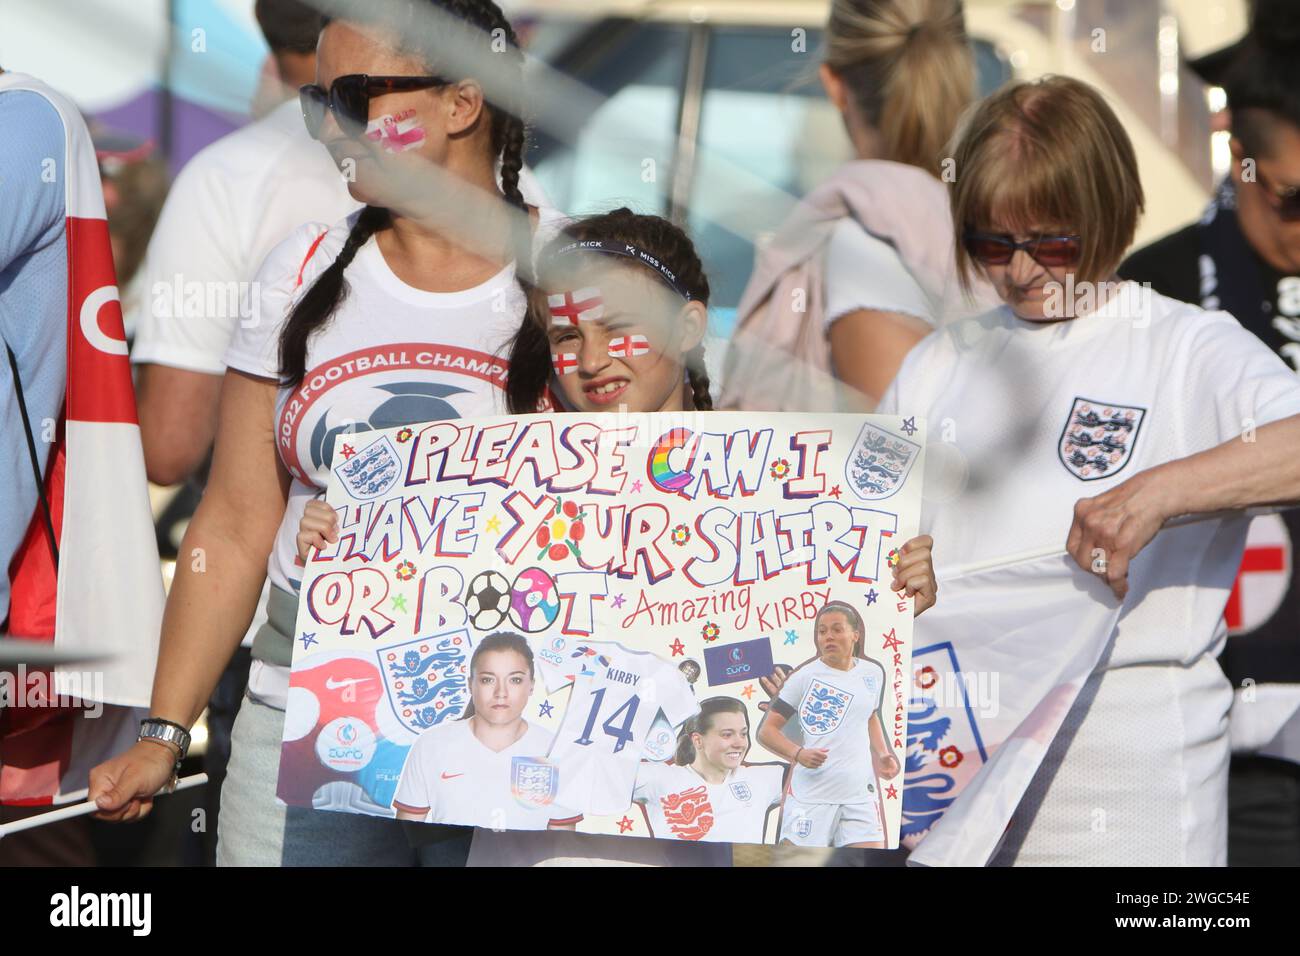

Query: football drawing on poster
<box><xmin>276</xmin><ymin>411</ymin><xmax>925</xmax><ymax>848</ymax></box>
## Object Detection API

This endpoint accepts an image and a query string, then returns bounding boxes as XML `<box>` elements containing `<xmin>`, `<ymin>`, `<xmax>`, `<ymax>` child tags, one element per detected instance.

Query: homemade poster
<box><xmin>276</xmin><ymin>411</ymin><xmax>925</xmax><ymax>848</ymax></box>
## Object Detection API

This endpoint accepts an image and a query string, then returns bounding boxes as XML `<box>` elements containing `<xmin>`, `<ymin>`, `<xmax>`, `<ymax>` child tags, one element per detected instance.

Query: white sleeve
<box><xmin>758</xmin><ymin>764</ymin><xmax>786</xmax><ymax>807</ymax></box>
<box><xmin>656</xmin><ymin>662</ymin><xmax>700</xmax><ymax>728</ymax></box>
<box><xmin>530</xmin><ymin>637</ymin><xmax>576</xmax><ymax>694</ymax></box>
<box><xmin>392</xmin><ymin>736</ymin><xmax>433</xmax><ymax>813</ymax></box>
<box><xmin>823</xmin><ymin>220</ymin><xmax>936</xmax><ymax>328</ymax></box>
<box><xmin>223</xmin><ymin>222</ymin><xmax>334</xmax><ymax>381</ymax></box>
<box><xmin>1180</xmin><ymin>311</ymin><xmax>1300</xmax><ymax>446</ymax></box>
<box><xmin>129</xmin><ymin>156</ymin><xmax>246</xmax><ymax>374</ymax></box>
<box><xmin>776</xmin><ymin>666</ymin><xmax>810</xmax><ymax>714</ymax></box>
<box><xmin>875</xmin><ymin>324</ymin><xmax>949</xmax><ymax>417</ymax></box>
<box><xmin>632</xmin><ymin>760</ymin><xmax>664</xmax><ymax>804</ymax></box>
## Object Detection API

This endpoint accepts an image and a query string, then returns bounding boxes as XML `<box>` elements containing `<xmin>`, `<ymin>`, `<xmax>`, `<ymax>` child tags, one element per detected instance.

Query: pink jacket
<box><xmin>718</xmin><ymin>159</ymin><xmax>998</xmax><ymax>412</ymax></box>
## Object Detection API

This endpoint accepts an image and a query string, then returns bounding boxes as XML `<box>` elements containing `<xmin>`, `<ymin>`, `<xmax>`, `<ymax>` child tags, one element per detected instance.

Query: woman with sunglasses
<box><xmin>878</xmin><ymin>75</ymin><xmax>1300</xmax><ymax>866</ymax></box>
<box><xmin>89</xmin><ymin>0</ymin><xmax>558</xmax><ymax>866</ymax></box>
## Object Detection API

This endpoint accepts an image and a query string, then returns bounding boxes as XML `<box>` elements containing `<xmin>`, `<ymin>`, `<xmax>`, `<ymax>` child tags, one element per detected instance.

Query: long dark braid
<box><xmin>506</xmin><ymin>207</ymin><xmax>713</xmax><ymax>413</ymax></box>
<box><xmin>279</xmin><ymin>205</ymin><xmax>388</xmax><ymax>387</ymax></box>
<box><xmin>279</xmin><ymin>0</ymin><xmax>530</xmax><ymax>388</ymax></box>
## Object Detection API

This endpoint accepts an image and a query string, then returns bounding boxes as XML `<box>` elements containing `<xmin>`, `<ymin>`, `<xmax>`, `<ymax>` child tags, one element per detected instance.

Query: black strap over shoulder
<box><xmin>5</xmin><ymin>342</ymin><xmax>59</xmax><ymax>569</ymax></box>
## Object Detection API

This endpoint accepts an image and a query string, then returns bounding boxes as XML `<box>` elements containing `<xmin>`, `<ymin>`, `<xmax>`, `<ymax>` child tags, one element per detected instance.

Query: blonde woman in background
<box><xmin>723</xmin><ymin>0</ymin><xmax>998</xmax><ymax>413</ymax></box>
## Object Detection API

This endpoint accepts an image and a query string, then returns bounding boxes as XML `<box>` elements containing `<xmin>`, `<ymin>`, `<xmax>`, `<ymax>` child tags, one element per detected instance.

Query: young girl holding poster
<box><xmin>298</xmin><ymin>210</ymin><xmax>937</xmax><ymax>865</ymax></box>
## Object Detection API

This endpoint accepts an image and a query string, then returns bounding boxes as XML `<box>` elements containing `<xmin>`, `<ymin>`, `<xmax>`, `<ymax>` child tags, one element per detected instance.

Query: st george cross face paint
<box><xmin>608</xmin><ymin>334</ymin><xmax>650</xmax><ymax>358</ymax></box>
<box><xmin>364</xmin><ymin>109</ymin><xmax>426</xmax><ymax>154</ymax></box>
<box><xmin>548</xmin><ymin>287</ymin><xmax>604</xmax><ymax>325</ymax></box>
<box><xmin>551</xmin><ymin>352</ymin><xmax>579</xmax><ymax>376</ymax></box>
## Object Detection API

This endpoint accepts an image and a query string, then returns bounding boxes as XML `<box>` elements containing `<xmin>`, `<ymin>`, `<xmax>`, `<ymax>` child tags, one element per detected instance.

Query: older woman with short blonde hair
<box><xmin>881</xmin><ymin>74</ymin><xmax>1300</xmax><ymax>865</ymax></box>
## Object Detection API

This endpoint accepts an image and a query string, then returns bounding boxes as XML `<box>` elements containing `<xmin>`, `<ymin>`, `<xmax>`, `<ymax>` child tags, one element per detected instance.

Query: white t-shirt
<box><xmin>634</xmin><ymin>761</ymin><xmax>784</xmax><ymax>844</ymax></box>
<box><xmin>822</xmin><ymin>219</ymin><xmax>936</xmax><ymax>329</ymax></box>
<box><xmin>878</xmin><ymin>282</ymin><xmax>1300</xmax><ymax>864</ymax></box>
<box><xmin>392</xmin><ymin>719</ymin><xmax>576</xmax><ymax>828</ymax></box>
<box><xmin>131</xmin><ymin>98</ymin><xmax>360</xmax><ymax>374</ymax></box>
<box><xmin>224</xmin><ymin>206</ymin><xmax>564</xmax><ymax>701</ymax></box>
<box><xmin>775</xmin><ymin>657</ymin><xmax>885</xmax><ymax>805</ymax></box>
<box><xmin>538</xmin><ymin>640</ymin><xmax>700</xmax><ymax>816</ymax></box>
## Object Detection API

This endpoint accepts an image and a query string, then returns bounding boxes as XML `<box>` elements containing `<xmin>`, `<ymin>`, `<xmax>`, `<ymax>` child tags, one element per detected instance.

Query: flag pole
<box><xmin>0</xmin><ymin>773</ymin><xmax>208</xmax><ymax>840</ymax></box>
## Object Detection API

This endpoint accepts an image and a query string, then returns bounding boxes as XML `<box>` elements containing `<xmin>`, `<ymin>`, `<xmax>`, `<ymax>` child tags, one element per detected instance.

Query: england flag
<box><xmin>902</xmin><ymin>552</ymin><xmax>1121</xmax><ymax>866</ymax></box>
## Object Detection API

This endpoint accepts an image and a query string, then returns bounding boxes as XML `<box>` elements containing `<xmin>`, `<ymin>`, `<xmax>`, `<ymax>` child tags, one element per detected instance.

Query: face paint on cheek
<box><xmin>608</xmin><ymin>334</ymin><xmax>651</xmax><ymax>359</ymax></box>
<box><xmin>551</xmin><ymin>352</ymin><xmax>579</xmax><ymax>376</ymax></box>
<box><xmin>547</xmin><ymin>287</ymin><xmax>604</xmax><ymax>326</ymax></box>
<box><xmin>363</xmin><ymin>108</ymin><xmax>426</xmax><ymax>154</ymax></box>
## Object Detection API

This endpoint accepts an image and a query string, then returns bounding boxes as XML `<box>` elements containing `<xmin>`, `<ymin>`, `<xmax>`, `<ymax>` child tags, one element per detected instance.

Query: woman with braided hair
<box><xmin>89</xmin><ymin>0</ymin><xmax>559</xmax><ymax>866</ymax></box>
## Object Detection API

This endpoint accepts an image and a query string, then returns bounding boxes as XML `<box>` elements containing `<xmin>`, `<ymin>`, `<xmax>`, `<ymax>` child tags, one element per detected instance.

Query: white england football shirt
<box><xmin>539</xmin><ymin>640</ymin><xmax>699</xmax><ymax>815</ymax></box>
<box><xmin>878</xmin><ymin>283</ymin><xmax>1300</xmax><ymax>864</ymax></box>
<box><xmin>634</xmin><ymin>762</ymin><xmax>784</xmax><ymax>843</ymax></box>
<box><xmin>391</xmin><ymin>719</ymin><xmax>575</xmax><ymax>829</ymax></box>
<box><xmin>776</xmin><ymin>657</ymin><xmax>885</xmax><ymax>805</ymax></box>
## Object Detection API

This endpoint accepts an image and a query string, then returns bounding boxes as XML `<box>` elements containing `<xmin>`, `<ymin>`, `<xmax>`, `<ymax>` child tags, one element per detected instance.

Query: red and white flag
<box><xmin>551</xmin><ymin>352</ymin><xmax>579</xmax><ymax>376</ymax></box>
<box><xmin>1</xmin><ymin>73</ymin><xmax>163</xmax><ymax>805</ymax></box>
<box><xmin>608</xmin><ymin>335</ymin><xmax>650</xmax><ymax>359</ymax></box>
<box><xmin>547</xmin><ymin>288</ymin><xmax>603</xmax><ymax>325</ymax></box>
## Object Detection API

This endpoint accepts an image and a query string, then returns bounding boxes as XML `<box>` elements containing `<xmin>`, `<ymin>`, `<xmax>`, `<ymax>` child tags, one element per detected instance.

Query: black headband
<box><xmin>551</xmin><ymin>239</ymin><xmax>694</xmax><ymax>301</ymax></box>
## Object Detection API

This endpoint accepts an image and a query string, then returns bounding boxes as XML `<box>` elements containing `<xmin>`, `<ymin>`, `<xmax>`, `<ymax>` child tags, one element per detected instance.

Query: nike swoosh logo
<box><xmin>324</xmin><ymin>677</ymin><xmax>373</xmax><ymax>691</ymax></box>
<box><xmin>441</xmin><ymin>772</ymin><xmax>464</xmax><ymax>780</ymax></box>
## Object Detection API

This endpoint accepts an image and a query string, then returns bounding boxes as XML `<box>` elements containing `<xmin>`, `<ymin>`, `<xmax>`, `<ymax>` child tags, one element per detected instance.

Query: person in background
<box><xmin>127</xmin><ymin>0</ymin><xmax>358</xmax><ymax>865</ymax></box>
<box><xmin>0</xmin><ymin>67</ymin><xmax>78</xmax><ymax>867</ymax></box>
<box><xmin>721</xmin><ymin>0</ymin><xmax>998</xmax><ymax>413</ymax></box>
<box><xmin>1119</xmin><ymin>0</ymin><xmax>1300</xmax><ymax>866</ymax></box>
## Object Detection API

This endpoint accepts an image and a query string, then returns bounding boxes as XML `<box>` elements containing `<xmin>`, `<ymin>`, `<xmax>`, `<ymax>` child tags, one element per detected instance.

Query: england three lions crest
<box><xmin>799</xmin><ymin>679</ymin><xmax>853</xmax><ymax>736</ymax></box>
<box><xmin>338</xmin><ymin>435</ymin><xmax>401</xmax><ymax>500</ymax></box>
<box><xmin>377</xmin><ymin>632</ymin><xmax>472</xmax><ymax>735</ymax></box>
<box><xmin>1058</xmin><ymin>397</ymin><xmax>1146</xmax><ymax>481</ymax></box>
<box><xmin>512</xmin><ymin>756</ymin><xmax>558</xmax><ymax>809</ymax></box>
<box><xmin>846</xmin><ymin>423</ymin><xmax>921</xmax><ymax>501</ymax></box>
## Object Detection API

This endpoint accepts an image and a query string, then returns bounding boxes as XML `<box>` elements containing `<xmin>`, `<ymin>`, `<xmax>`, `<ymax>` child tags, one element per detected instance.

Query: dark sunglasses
<box><xmin>1256</xmin><ymin>169</ymin><xmax>1300</xmax><ymax>223</ymax></box>
<box><xmin>963</xmin><ymin>232</ymin><xmax>1084</xmax><ymax>268</ymax></box>
<box><xmin>299</xmin><ymin>74</ymin><xmax>448</xmax><ymax>140</ymax></box>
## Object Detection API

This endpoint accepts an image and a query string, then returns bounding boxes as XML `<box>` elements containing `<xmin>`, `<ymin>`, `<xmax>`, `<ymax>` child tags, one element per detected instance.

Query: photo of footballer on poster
<box><xmin>276</xmin><ymin>411</ymin><xmax>925</xmax><ymax>848</ymax></box>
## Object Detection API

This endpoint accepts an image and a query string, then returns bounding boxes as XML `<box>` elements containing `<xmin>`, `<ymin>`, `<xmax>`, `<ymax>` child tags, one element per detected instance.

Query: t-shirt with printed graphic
<box><xmin>223</xmin><ymin>207</ymin><xmax>563</xmax><ymax>695</ymax></box>
<box><xmin>392</xmin><ymin>718</ymin><xmax>577</xmax><ymax>829</ymax></box>
<box><xmin>634</xmin><ymin>761</ymin><xmax>784</xmax><ymax>844</ymax></box>
<box><xmin>535</xmin><ymin>639</ymin><xmax>699</xmax><ymax>815</ymax></box>
<box><xmin>774</xmin><ymin>656</ymin><xmax>885</xmax><ymax>805</ymax></box>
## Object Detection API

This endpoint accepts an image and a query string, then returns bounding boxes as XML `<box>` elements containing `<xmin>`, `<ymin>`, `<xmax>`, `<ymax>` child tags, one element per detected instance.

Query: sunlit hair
<box><xmin>949</xmin><ymin>75</ymin><xmax>1144</xmax><ymax>292</ymax></box>
<box><xmin>824</xmin><ymin>0</ymin><xmax>975</xmax><ymax>176</ymax></box>
<box><xmin>675</xmin><ymin>696</ymin><xmax>749</xmax><ymax>766</ymax></box>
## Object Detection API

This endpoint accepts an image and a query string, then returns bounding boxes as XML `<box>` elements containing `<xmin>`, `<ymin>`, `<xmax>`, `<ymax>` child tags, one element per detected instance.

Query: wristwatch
<box><xmin>138</xmin><ymin>718</ymin><xmax>191</xmax><ymax>791</ymax></box>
